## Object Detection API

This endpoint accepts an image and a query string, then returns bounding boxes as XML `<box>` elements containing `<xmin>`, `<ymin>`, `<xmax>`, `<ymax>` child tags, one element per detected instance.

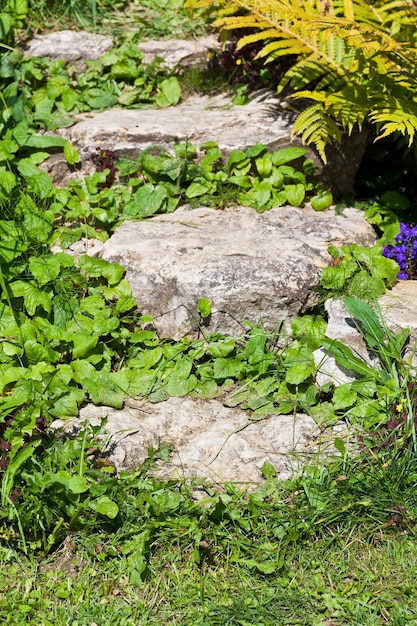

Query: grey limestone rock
<box><xmin>42</xmin><ymin>92</ymin><xmax>298</xmax><ymax>185</ymax></box>
<box><xmin>51</xmin><ymin>397</ymin><xmax>339</xmax><ymax>484</ymax></box>
<box><xmin>138</xmin><ymin>35</ymin><xmax>221</xmax><ymax>69</ymax></box>
<box><xmin>101</xmin><ymin>204</ymin><xmax>377</xmax><ymax>339</ymax></box>
<box><xmin>50</xmin><ymin>91</ymin><xmax>296</xmax><ymax>155</ymax></box>
<box><xmin>22</xmin><ymin>30</ymin><xmax>113</xmax><ymax>70</ymax></box>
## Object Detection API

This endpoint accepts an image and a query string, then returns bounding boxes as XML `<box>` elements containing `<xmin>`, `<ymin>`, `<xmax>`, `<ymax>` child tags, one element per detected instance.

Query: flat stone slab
<box><xmin>138</xmin><ymin>35</ymin><xmax>220</xmax><ymax>68</ymax></box>
<box><xmin>22</xmin><ymin>30</ymin><xmax>113</xmax><ymax>68</ymax></box>
<box><xmin>44</xmin><ymin>91</ymin><xmax>297</xmax><ymax>185</ymax></box>
<box><xmin>58</xmin><ymin>92</ymin><xmax>295</xmax><ymax>157</ymax></box>
<box><xmin>51</xmin><ymin>397</ymin><xmax>337</xmax><ymax>485</ymax></box>
<box><xmin>101</xmin><ymin>204</ymin><xmax>377</xmax><ymax>338</ymax></box>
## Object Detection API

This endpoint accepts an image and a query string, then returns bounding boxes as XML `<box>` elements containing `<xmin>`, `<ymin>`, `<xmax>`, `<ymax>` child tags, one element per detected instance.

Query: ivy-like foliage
<box><xmin>185</xmin><ymin>0</ymin><xmax>417</xmax><ymax>161</ymax></box>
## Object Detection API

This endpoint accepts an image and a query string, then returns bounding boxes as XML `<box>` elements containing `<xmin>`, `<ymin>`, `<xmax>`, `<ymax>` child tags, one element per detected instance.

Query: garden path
<box><xmin>24</xmin><ymin>28</ymin><xmax>417</xmax><ymax>484</ymax></box>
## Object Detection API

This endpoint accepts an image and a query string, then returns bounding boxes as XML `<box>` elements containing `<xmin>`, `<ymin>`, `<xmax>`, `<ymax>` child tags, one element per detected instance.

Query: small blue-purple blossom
<box><xmin>383</xmin><ymin>221</ymin><xmax>417</xmax><ymax>280</ymax></box>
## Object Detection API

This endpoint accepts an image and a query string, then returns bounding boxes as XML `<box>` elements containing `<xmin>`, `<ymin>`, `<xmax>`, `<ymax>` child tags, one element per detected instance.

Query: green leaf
<box><xmin>333</xmin><ymin>384</ymin><xmax>358</xmax><ymax>410</ymax></box>
<box><xmin>68</xmin><ymin>475</ymin><xmax>89</xmax><ymax>494</ymax></box>
<box><xmin>63</xmin><ymin>142</ymin><xmax>81</xmax><ymax>165</ymax></box>
<box><xmin>286</xmin><ymin>183</ymin><xmax>305</xmax><ymax>207</ymax></box>
<box><xmin>78</xmin><ymin>256</ymin><xmax>125</xmax><ymax>286</ymax></box>
<box><xmin>89</xmin><ymin>496</ymin><xmax>119</xmax><ymax>519</ymax></box>
<box><xmin>127</xmin><ymin>183</ymin><xmax>168</xmax><ymax>217</ymax></box>
<box><xmin>256</xmin><ymin>154</ymin><xmax>273</xmax><ymax>177</ymax></box>
<box><xmin>213</xmin><ymin>358</ymin><xmax>243</xmax><ymax>379</ymax></box>
<box><xmin>344</xmin><ymin>297</ymin><xmax>385</xmax><ymax>348</ymax></box>
<box><xmin>0</xmin><ymin>304</ymin><xmax>20</xmax><ymax>338</ymax></box>
<box><xmin>291</xmin><ymin>315</ymin><xmax>327</xmax><ymax>350</ymax></box>
<box><xmin>240</xmin><ymin>558</ymin><xmax>275</xmax><ymax>574</ymax></box>
<box><xmin>2</xmin><ymin>440</ymin><xmax>41</xmax><ymax>502</ymax></box>
<box><xmin>71</xmin><ymin>331</ymin><xmax>98</xmax><ymax>359</ymax></box>
<box><xmin>197</xmin><ymin>379</ymin><xmax>219</xmax><ymax>398</ymax></box>
<box><xmin>227</xmin><ymin>150</ymin><xmax>251</xmax><ymax>175</ymax></box>
<box><xmin>311</xmin><ymin>190</ymin><xmax>333</xmax><ymax>211</ymax></box>
<box><xmin>165</xmin><ymin>374</ymin><xmax>198</xmax><ymax>396</ymax></box>
<box><xmin>380</xmin><ymin>191</ymin><xmax>410</xmax><ymax>211</ymax></box>
<box><xmin>271</xmin><ymin>147</ymin><xmax>308</xmax><ymax>166</ymax></box>
<box><xmin>265</xmin><ymin>168</ymin><xmax>284</xmax><ymax>189</ymax></box>
<box><xmin>23</xmin><ymin>208</ymin><xmax>54</xmax><ymax>243</ymax></box>
<box><xmin>174</xmin><ymin>142</ymin><xmax>197</xmax><ymax>160</ymax></box>
<box><xmin>208</xmin><ymin>338</ymin><xmax>235</xmax><ymax>358</ymax></box>
<box><xmin>155</xmin><ymin>77</ymin><xmax>181</xmax><ymax>107</ymax></box>
<box><xmin>10</xmin><ymin>281</ymin><xmax>52</xmax><ymax>315</ymax></box>
<box><xmin>347</xmin><ymin>271</ymin><xmax>386</xmax><ymax>299</ymax></box>
<box><xmin>369</xmin><ymin>255</ymin><xmax>399</xmax><ymax>287</ymax></box>
<box><xmin>49</xmin><ymin>392</ymin><xmax>82</xmax><ymax>419</ymax></box>
<box><xmin>185</xmin><ymin>179</ymin><xmax>213</xmax><ymax>198</ymax></box>
<box><xmin>83</xmin><ymin>88</ymin><xmax>118</xmax><ymax>110</ymax></box>
<box><xmin>197</xmin><ymin>297</ymin><xmax>211</xmax><ymax>318</ymax></box>
<box><xmin>17</xmin><ymin>159</ymin><xmax>52</xmax><ymax>198</ymax></box>
<box><xmin>245</xmin><ymin>144</ymin><xmax>267</xmax><ymax>158</ymax></box>
<box><xmin>261</xmin><ymin>460</ymin><xmax>277</xmax><ymax>478</ymax></box>
<box><xmin>253</xmin><ymin>181</ymin><xmax>272</xmax><ymax>207</ymax></box>
<box><xmin>334</xmin><ymin>437</ymin><xmax>346</xmax><ymax>456</ymax></box>
<box><xmin>24</xmin><ymin>135</ymin><xmax>68</xmax><ymax>149</ymax></box>
<box><xmin>24</xmin><ymin>340</ymin><xmax>52</xmax><ymax>365</ymax></box>
<box><xmin>92</xmin><ymin>310</ymin><xmax>120</xmax><ymax>335</ymax></box>
<box><xmin>285</xmin><ymin>361</ymin><xmax>315</xmax><ymax>385</ymax></box>
<box><xmin>29</xmin><ymin>255</ymin><xmax>63</xmax><ymax>286</ymax></box>
<box><xmin>321</xmin><ymin>261</ymin><xmax>357</xmax><ymax>292</ymax></box>
<box><xmin>321</xmin><ymin>337</ymin><xmax>375</xmax><ymax>378</ymax></box>
<box><xmin>84</xmin><ymin>377</ymin><xmax>124</xmax><ymax>408</ymax></box>
<box><xmin>0</xmin><ymin>168</ymin><xmax>16</xmax><ymax>194</ymax></box>
<box><xmin>167</xmin><ymin>356</ymin><xmax>193</xmax><ymax>380</ymax></box>
<box><xmin>0</xmin><ymin>367</ymin><xmax>27</xmax><ymax>393</ymax></box>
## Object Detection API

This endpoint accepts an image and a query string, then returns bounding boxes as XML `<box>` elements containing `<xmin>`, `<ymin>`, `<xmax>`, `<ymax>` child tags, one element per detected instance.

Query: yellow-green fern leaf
<box><xmin>292</xmin><ymin>103</ymin><xmax>341</xmax><ymax>161</ymax></box>
<box><xmin>369</xmin><ymin>96</ymin><xmax>417</xmax><ymax>145</ymax></box>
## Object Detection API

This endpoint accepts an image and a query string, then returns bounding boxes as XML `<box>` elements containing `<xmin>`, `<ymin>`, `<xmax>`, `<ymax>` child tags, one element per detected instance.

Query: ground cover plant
<box><xmin>1</xmin><ymin>0</ymin><xmax>417</xmax><ymax>624</ymax></box>
<box><xmin>53</xmin><ymin>142</ymin><xmax>333</xmax><ymax>249</ymax></box>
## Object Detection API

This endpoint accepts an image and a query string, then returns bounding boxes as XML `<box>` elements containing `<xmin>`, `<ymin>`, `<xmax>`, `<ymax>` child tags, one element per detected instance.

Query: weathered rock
<box><xmin>50</xmin><ymin>236</ymin><xmax>105</xmax><ymax>259</ymax></box>
<box><xmin>138</xmin><ymin>35</ymin><xmax>220</xmax><ymax>69</ymax></box>
<box><xmin>51</xmin><ymin>397</ymin><xmax>339</xmax><ymax>484</ymax></box>
<box><xmin>380</xmin><ymin>280</ymin><xmax>417</xmax><ymax>334</ymax></box>
<box><xmin>315</xmin><ymin>281</ymin><xmax>417</xmax><ymax>386</ymax></box>
<box><xmin>54</xmin><ymin>92</ymin><xmax>295</xmax><ymax>157</ymax></box>
<box><xmin>101</xmin><ymin>204</ymin><xmax>377</xmax><ymax>339</ymax></box>
<box><xmin>22</xmin><ymin>30</ymin><xmax>113</xmax><ymax>70</ymax></box>
<box><xmin>43</xmin><ymin>92</ymin><xmax>298</xmax><ymax>185</ymax></box>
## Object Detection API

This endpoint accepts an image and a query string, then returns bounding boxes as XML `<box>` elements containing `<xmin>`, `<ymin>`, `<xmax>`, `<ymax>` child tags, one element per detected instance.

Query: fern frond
<box><xmin>209</xmin><ymin>16</ymin><xmax>273</xmax><ymax>31</ymax></box>
<box><xmin>369</xmin><ymin>96</ymin><xmax>417</xmax><ymax>145</ymax></box>
<box><xmin>279</xmin><ymin>54</ymin><xmax>342</xmax><ymax>91</ymax></box>
<box><xmin>187</xmin><ymin>0</ymin><xmax>417</xmax><ymax>154</ymax></box>
<box><xmin>294</xmin><ymin>86</ymin><xmax>369</xmax><ymax>132</ymax></box>
<box><xmin>250</xmin><ymin>37</ymin><xmax>312</xmax><ymax>60</ymax></box>
<box><xmin>292</xmin><ymin>103</ymin><xmax>341</xmax><ymax>161</ymax></box>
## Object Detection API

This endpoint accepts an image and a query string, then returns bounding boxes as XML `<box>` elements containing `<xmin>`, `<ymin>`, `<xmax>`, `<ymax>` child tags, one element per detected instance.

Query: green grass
<box><xmin>26</xmin><ymin>0</ymin><xmax>211</xmax><ymax>38</ymax></box>
<box><xmin>2</xmin><ymin>505</ymin><xmax>417</xmax><ymax>625</ymax></box>
<box><xmin>2</xmin><ymin>447</ymin><xmax>417</xmax><ymax>625</ymax></box>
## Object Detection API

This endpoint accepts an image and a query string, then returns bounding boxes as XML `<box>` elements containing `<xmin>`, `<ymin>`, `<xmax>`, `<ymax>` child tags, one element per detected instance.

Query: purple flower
<box><xmin>383</xmin><ymin>222</ymin><xmax>417</xmax><ymax>280</ymax></box>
